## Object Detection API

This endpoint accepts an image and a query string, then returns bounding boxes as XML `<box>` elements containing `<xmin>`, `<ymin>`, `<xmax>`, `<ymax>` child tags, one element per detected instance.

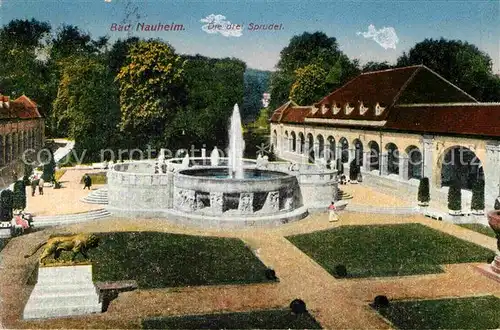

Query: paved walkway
<box><xmin>25</xmin><ymin>169</ymin><xmax>105</xmax><ymax>216</ymax></box>
<box><xmin>3</xmin><ymin>212</ymin><xmax>498</xmax><ymax>329</ymax></box>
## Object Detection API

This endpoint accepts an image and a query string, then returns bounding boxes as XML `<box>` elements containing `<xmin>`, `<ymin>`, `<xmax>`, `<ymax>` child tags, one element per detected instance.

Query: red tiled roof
<box><xmin>280</xmin><ymin>106</ymin><xmax>311</xmax><ymax>124</ymax></box>
<box><xmin>386</xmin><ymin>104</ymin><xmax>500</xmax><ymax>137</ymax></box>
<box><xmin>0</xmin><ymin>94</ymin><xmax>42</xmax><ymax>120</ymax></box>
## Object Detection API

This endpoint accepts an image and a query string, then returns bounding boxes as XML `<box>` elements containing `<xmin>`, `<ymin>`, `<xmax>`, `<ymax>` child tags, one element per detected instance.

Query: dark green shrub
<box><xmin>289</xmin><ymin>299</ymin><xmax>307</xmax><ymax>314</ymax></box>
<box><xmin>471</xmin><ymin>180</ymin><xmax>485</xmax><ymax>211</ymax></box>
<box><xmin>373</xmin><ymin>295</ymin><xmax>390</xmax><ymax>308</ymax></box>
<box><xmin>349</xmin><ymin>160</ymin><xmax>360</xmax><ymax>181</ymax></box>
<box><xmin>335</xmin><ymin>264</ymin><xmax>347</xmax><ymax>277</ymax></box>
<box><xmin>265</xmin><ymin>268</ymin><xmax>277</xmax><ymax>280</ymax></box>
<box><xmin>418</xmin><ymin>177</ymin><xmax>430</xmax><ymax>204</ymax></box>
<box><xmin>0</xmin><ymin>190</ymin><xmax>14</xmax><ymax>221</ymax></box>
<box><xmin>41</xmin><ymin>147</ymin><xmax>56</xmax><ymax>182</ymax></box>
<box><xmin>448</xmin><ymin>180</ymin><xmax>462</xmax><ymax>211</ymax></box>
<box><xmin>487</xmin><ymin>255</ymin><xmax>495</xmax><ymax>264</ymax></box>
<box><xmin>12</xmin><ymin>180</ymin><xmax>26</xmax><ymax>210</ymax></box>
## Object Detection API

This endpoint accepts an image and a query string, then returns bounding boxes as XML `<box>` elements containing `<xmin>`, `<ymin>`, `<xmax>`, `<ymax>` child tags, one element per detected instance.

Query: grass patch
<box><xmin>286</xmin><ymin>223</ymin><xmax>494</xmax><ymax>278</ymax></box>
<box><xmin>459</xmin><ymin>223</ymin><xmax>496</xmax><ymax>238</ymax></box>
<box><xmin>0</xmin><ymin>238</ymin><xmax>10</xmax><ymax>253</ymax></box>
<box><xmin>376</xmin><ymin>295</ymin><xmax>500</xmax><ymax>329</ymax></box>
<box><xmin>49</xmin><ymin>231</ymin><xmax>272</xmax><ymax>289</ymax></box>
<box><xmin>142</xmin><ymin>309</ymin><xmax>321</xmax><ymax>329</ymax></box>
<box><xmin>80</xmin><ymin>172</ymin><xmax>107</xmax><ymax>185</ymax></box>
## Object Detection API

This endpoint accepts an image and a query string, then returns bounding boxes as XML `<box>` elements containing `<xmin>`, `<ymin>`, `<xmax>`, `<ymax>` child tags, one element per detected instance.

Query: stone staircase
<box><xmin>81</xmin><ymin>188</ymin><xmax>108</xmax><ymax>205</ymax></box>
<box><xmin>337</xmin><ymin>188</ymin><xmax>353</xmax><ymax>200</ymax></box>
<box><xmin>32</xmin><ymin>209</ymin><xmax>111</xmax><ymax>228</ymax></box>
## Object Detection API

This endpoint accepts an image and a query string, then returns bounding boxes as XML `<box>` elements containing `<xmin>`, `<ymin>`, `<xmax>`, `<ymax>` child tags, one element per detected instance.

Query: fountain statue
<box><xmin>210</xmin><ymin>147</ymin><xmax>220</xmax><ymax>166</ymax></box>
<box><xmin>181</xmin><ymin>153</ymin><xmax>190</xmax><ymax>168</ymax></box>
<box><xmin>228</xmin><ymin>104</ymin><xmax>245</xmax><ymax>179</ymax></box>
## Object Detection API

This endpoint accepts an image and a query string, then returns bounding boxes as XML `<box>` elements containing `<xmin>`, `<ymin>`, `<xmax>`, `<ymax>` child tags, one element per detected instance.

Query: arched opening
<box><xmin>368</xmin><ymin>141</ymin><xmax>380</xmax><ymax>171</ymax></box>
<box><xmin>353</xmin><ymin>139</ymin><xmax>363</xmax><ymax>166</ymax></box>
<box><xmin>317</xmin><ymin>134</ymin><xmax>325</xmax><ymax>159</ymax></box>
<box><xmin>327</xmin><ymin>136</ymin><xmax>335</xmax><ymax>161</ymax></box>
<box><xmin>272</xmin><ymin>130</ymin><xmax>277</xmax><ymax>151</ymax></box>
<box><xmin>298</xmin><ymin>132</ymin><xmax>305</xmax><ymax>154</ymax></box>
<box><xmin>441</xmin><ymin>146</ymin><xmax>484</xmax><ymax>190</ymax></box>
<box><xmin>385</xmin><ymin>143</ymin><xmax>399</xmax><ymax>175</ymax></box>
<box><xmin>339</xmin><ymin>137</ymin><xmax>349</xmax><ymax>163</ymax></box>
<box><xmin>281</xmin><ymin>131</ymin><xmax>290</xmax><ymax>151</ymax></box>
<box><xmin>406</xmin><ymin>145</ymin><xmax>422</xmax><ymax>180</ymax></box>
<box><xmin>291</xmin><ymin>131</ymin><xmax>297</xmax><ymax>152</ymax></box>
<box><xmin>307</xmin><ymin>133</ymin><xmax>314</xmax><ymax>162</ymax></box>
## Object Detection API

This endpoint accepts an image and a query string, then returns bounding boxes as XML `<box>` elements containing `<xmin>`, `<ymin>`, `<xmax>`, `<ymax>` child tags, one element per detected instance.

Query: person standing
<box><xmin>83</xmin><ymin>174</ymin><xmax>92</xmax><ymax>190</ymax></box>
<box><xmin>328</xmin><ymin>201</ymin><xmax>339</xmax><ymax>222</ymax></box>
<box><xmin>30</xmin><ymin>176</ymin><xmax>38</xmax><ymax>197</ymax></box>
<box><xmin>38</xmin><ymin>177</ymin><xmax>44</xmax><ymax>195</ymax></box>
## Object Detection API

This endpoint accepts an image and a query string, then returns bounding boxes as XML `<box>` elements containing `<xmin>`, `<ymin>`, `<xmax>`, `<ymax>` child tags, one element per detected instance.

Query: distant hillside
<box><xmin>242</xmin><ymin>68</ymin><xmax>271</xmax><ymax>123</ymax></box>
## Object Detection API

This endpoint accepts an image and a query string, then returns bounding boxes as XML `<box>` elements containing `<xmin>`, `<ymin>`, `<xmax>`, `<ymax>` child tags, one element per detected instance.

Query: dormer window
<box><xmin>359</xmin><ymin>102</ymin><xmax>369</xmax><ymax>115</ymax></box>
<box><xmin>332</xmin><ymin>103</ymin><xmax>341</xmax><ymax>115</ymax></box>
<box><xmin>345</xmin><ymin>103</ymin><xmax>354</xmax><ymax>115</ymax></box>
<box><xmin>375</xmin><ymin>103</ymin><xmax>386</xmax><ymax>116</ymax></box>
<box><xmin>321</xmin><ymin>104</ymin><xmax>329</xmax><ymax>114</ymax></box>
<box><xmin>311</xmin><ymin>105</ymin><xmax>319</xmax><ymax>115</ymax></box>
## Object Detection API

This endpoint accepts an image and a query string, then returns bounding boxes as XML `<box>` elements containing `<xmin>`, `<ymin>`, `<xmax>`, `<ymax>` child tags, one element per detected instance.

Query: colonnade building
<box><xmin>270</xmin><ymin>65</ymin><xmax>500</xmax><ymax>210</ymax></box>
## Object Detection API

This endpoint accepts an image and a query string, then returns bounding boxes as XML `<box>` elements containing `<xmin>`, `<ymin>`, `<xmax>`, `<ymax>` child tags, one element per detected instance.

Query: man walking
<box><xmin>38</xmin><ymin>177</ymin><xmax>44</xmax><ymax>195</ymax></box>
<box><xmin>83</xmin><ymin>173</ymin><xmax>92</xmax><ymax>190</ymax></box>
<box><xmin>31</xmin><ymin>175</ymin><xmax>38</xmax><ymax>197</ymax></box>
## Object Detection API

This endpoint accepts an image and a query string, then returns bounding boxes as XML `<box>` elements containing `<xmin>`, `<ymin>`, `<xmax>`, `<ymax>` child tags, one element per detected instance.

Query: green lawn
<box><xmin>79</xmin><ymin>172</ymin><xmax>107</xmax><ymax>185</ymax></box>
<box><xmin>376</xmin><ymin>295</ymin><xmax>500</xmax><ymax>329</ymax></box>
<box><xmin>51</xmin><ymin>232</ymin><xmax>272</xmax><ymax>288</ymax></box>
<box><xmin>286</xmin><ymin>223</ymin><xmax>494</xmax><ymax>278</ymax></box>
<box><xmin>459</xmin><ymin>223</ymin><xmax>496</xmax><ymax>238</ymax></box>
<box><xmin>142</xmin><ymin>309</ymin><xmax>322</xmax><ymax>329</ymax></box>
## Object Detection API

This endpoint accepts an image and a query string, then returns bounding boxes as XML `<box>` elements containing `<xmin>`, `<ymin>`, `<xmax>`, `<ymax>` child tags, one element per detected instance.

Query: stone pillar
<box><xmin>422</xmin><ymin>135</ymin><xmax>434</xmax><ymax>179</ymax></box>
<box><xmin>399</xmin><ymin>155</ymin><xmax>410</xmax><ymax>181</ymax></box>
<box><xmin>238</xmin><ymin>192</ymin><xmax>254</xmax><ymax>214</ymax></box>
<box><xmin>348</xmin><ymin>147</ymin><xmax>355</xmax><ymax>166</ymax></box>
<box><xmin>201</xmin><ymin>147</ymin><xmax>206</xmax><ymax>159</ymax></box>
<box><xmin>262</xmin><ymin>191</ymin><xmax>280</xmax><ymax>213</ymax></box>
<box><xmin>485</xmin><ymin>142</ymin><xmax>500</xmax><ymax>208</ymax></box>
<box><xmin>362</xmin><ymin>151</ymin><xmax>370</xmax><ymax>172</ymax></box>
<box><xmin>210</xmin><ymin>192</ymin><xmax>224</xmax><ymax>214</ymax></box>
<box><xmin>336</xmin><ymin>145</ymin><xmax>342</xmax><ymax>163</ymax></box>
<box><xmin>313</xmin><ymin>143</ymin><xmax>320</xmax><ymax>161</ymax></box>
<box><xmin>381</xmin><ymin>152</ymin><xmax>389</xmax><ymax>176</ymax></box>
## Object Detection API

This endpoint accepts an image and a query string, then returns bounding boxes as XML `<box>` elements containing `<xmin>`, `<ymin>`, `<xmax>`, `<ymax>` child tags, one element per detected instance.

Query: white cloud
<box><xmin>357</xmin><ymin>24</ymin><xmax>399</xmax><ymax>50</ymax></box>
<box><xmin>200</xmin><ymin>14</ymin><xmax>243</xmax><ymax>38</ymax></box>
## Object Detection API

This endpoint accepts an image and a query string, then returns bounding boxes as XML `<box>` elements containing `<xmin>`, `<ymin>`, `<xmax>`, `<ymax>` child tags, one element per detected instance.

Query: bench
<box><xmin>95</xmin><ymin>280</ymin><xmax>138</xmax><ymax>311</ymax></box>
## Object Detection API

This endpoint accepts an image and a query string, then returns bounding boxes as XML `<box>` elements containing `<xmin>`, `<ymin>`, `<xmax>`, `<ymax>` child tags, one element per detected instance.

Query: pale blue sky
<box><xmin>0</xmin><ymin>0</ymin><xmax>498</xmax><ymax>72</ymax></box>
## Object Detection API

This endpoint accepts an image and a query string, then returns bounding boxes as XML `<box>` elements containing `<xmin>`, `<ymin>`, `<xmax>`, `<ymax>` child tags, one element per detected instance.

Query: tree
<box><xmin>12</xmin><ymin>180</ymin><xmax>26</xmax><ymax>211</ymax></box>
<box><xmin>362</xmin><ymin>61</ymin><xmax>392</xmax><ymax>73</ymax></box>
<box><xmin>448</xmin><ymin>180</ymin><xmax>462</xmax><ymax>212</ymax></box>
<box><xmin>471</xmin><ymin>180</ymin><xmax>485</xmax><ymax>212</ymax></box>
<box><xmin>50</xmin><ymin>25</ymin><xmax>107</xmax><ymax>61</ymax></box>
<box><xmin>290</xmin><ymin>64</ymin><xmax>328</xmax><ymax>105</ymax></box>
<box><xmin>418</xmin><ymin>177</ymin><xmax>430</xmax><ymax>205</ymax></box>
<box><xmin>53</xmin><ymin>55</ymin><xmax>120</xmax><ymax>161</ymax></box>
<box><xmin>106</xmin><ymin>37</ymin><xmax>140</xmax><ymax>75</ymax></box>
<box><xmin>116</xmin><ymin>40</ymin><xmax>187</xmax><ymax>148</ymax></box>
<box><xmin>397</xmin><ymin>38</ymin><xmax>500</xmax><ymax>101</ymax></box>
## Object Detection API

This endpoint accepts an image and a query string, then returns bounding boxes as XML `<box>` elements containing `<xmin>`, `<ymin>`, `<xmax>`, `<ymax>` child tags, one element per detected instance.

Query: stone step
<box><xmin>34</xmin><ymin>209</ymin><xmax>109</xmax><ymax>221</ymax></box>
<box><xmin>32</xmin><ymin>212</ymin><xmax>111</xmax><ymax>228</ymax></box>
<box><xmin>31</xmin><ymin>283</ymin><xmax>97</xmax><ymax>295</ymax></box>
<box><xmin>24</xmin><ymin>303</ymin><xmax>102</xmax><ymax>319</ymax></box>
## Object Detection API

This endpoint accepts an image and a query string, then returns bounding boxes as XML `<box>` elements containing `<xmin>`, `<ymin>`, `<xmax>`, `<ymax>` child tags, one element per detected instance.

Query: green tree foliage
<box><xmin>362</xmin><ymin>61</ymin><xmax>392</xmax><ymax>73</ymax></box>
<box><xmin>448</xmin><ymin>180</ymin><xmax>462</xmax><ymax>211</ymax></box>
<box><xmin>290</xmin><ymin>64</ymin><xmax>327</xmax><ymax>105</ymax></box>
<box><xmin>12</xmin><ymin>180</ymin><xmax>26</xmax><ymax>211</ymax></box>
<box><xmin>471</xmin><ymin>180</ymin><xmax>485</xmax><ymax>211</ymax></box>
<box><xmin>116</xmin><ymin>40</ymin><xmax>187</xmax><ymax>148</ymax></box>
<box><xmin>242</xmin><ymin>69</ymin><xmax>270</xmax><ymax>122</ymax></box>
<box><xmin>106</xmin><ymin>37</ymin><xmax>140</xmax><ymax>75</ymax></box>
<box><xmin>418</xmin><ymin>177</ymin><xmax>430</xmax><ymax>203</ymax></box>
<box><xmin>397</xmin><ymin>38</ymin><xmax>500</xmax><ymax>101</ymax></box>
<box><xmin>53</xmin><ymin>56</ymin><xmax>120</xmax><ymax>161</ymax></box>
<box><xmin>179</xmin><ymin>55</ymin><xmax>245</xmax><ymax>149</ymax></box>
<box><xmin>269</xmin><ymin>31</ymin><xmax>359</xmax><ymax>110</ymax></box>
<box><xmin>50</xmin><ymin>25</ymin><xmax>108</xmax><ymax>61</ymax></box>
